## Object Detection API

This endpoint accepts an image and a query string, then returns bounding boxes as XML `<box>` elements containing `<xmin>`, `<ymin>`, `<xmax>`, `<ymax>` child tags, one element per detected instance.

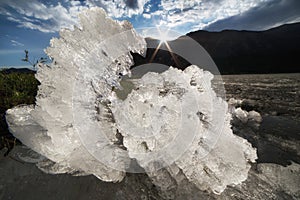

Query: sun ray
<box><xmin>148</xmin><ymin>27</ymin><xmax>182</xmax><ymax>67</ymax></box>
<box><xmin>164</xmin><ymin>41</ymin><xmax>181</xmax><ymax>68</ymax></box>
<box><xmin>149</xmin><ymin>41</ymin><xmax>162</xmax><ymax>63</ymax></box>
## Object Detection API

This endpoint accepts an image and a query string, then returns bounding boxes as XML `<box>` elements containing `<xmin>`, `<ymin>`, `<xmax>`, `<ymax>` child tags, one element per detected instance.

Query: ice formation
<box><xmin>228</xmin><ymin>98</ymin><xmax>262</xmax><ymax>129</ymax></box>
<box><xmin>6</xmin><ymin>7</ymin><xmax>146</xmax><ymax>182</ymax></box>
<box><xmin>113</xmin><ymin>66</ymin><xmax>257</xmax><ymax>194</ymax></box>
<box><xmin>6</xmin><ymin>7</ymin><xmax>257</xmax><ymax>195</ymax></box>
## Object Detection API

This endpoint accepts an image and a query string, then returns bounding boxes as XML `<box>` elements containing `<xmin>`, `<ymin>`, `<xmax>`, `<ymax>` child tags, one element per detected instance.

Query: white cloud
<box><xmin>1</xmin><ymin>0</ymin><xmax>297</xmax><ymax>35</ymax></box>
<box><xmin>10</xmin><ymin>40</ymin><xmax>24</xmax><ymax>47</ymax></box>
<box><xmin>0</xmin><ymin>0</ymin><xmax>86</xmax><ymax>32</ymax></box>
<box><xmin>86</xmin><ymin>0</ymin><xmax>150</xmax><ymax>18</ymax></box>
<box><xmin>140</xmin><ymin>27</ymin><xmax>182</xmax><ymax>41</ymax></box>
<box><xmin>205</xmin><ymin>0</ymin><xmax>300</xmax><ymax>31</ymax></box>
<box><xmin>0</xmin><ymin>0</ymin><xmax>151</xmax><ymax>33</ymax></box>
<box><xmin>157</xmin><ymin>0</ymin><xmax>272</xmax><ymax>31</ymax></box>
<box><xmin>145</xmin><ymin>4</ymin><xmax>152</xmax><ymax>12</ymax></box>
<box><xmin>0</xmin><ymin>7</ymin><xmax>12</xmax><ymax>16</ymax></box>
<box><xmin>7</xmin><ymin>16</ymin><xmax>22</xmax><ymax>23</ymax></box>
<box><xmin>143</xmin><ymin>13</ymin><xmax>151</xmax><ymax>19</ymax></box>
<box><xmin>17</xmin><ymin>21</ymin><xmax>56</xmax><ymax>33</ymax></box>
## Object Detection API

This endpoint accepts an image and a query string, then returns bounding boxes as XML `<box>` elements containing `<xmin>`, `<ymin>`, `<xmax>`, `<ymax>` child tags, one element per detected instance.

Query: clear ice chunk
<box><xmin>6</xmin><ymin>7</ymin><xmax>146</xmax><ymax>182</ymax></box>
<box><xmin>6</xmin><ymin>7</ymin><xmax>257</xmax><ymax>195</ymax></box>
<box><xmin>112</xmin><ymin>66</ymin><xmax>257</xmax><ymax>194</ymax></box>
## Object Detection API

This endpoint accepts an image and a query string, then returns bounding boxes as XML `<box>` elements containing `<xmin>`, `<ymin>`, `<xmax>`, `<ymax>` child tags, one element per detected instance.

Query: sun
<box><xmin>158</xmin><ymin>31</ymin><xmax>169</xmax><ymax>43</ymax></box>
<box><xmin>149</xmin><ymin>27</ymin><xmax>181</xmax><ymax>68</ymax></box>
<box><xmin>157</xmin><ymin>27</ymin><xmax>171</xmax><ymax>43</ymax></box>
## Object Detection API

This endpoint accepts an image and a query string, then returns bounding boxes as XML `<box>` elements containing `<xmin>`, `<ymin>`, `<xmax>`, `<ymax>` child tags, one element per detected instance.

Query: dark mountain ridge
<box><xmin>0</xmin><ymin>68</ymin><xmax>35</xmax><ymax>74</ymax></box>
<box><xmin>132</xmin><ymin>23</ymin><xmax>300</xmax><ymax>74</ymax></box>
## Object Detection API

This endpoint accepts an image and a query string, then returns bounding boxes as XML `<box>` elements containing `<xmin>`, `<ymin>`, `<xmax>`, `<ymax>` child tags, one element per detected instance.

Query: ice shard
<box><xmin>112</xmin><ymin>66</ymin><xmax>257</xmax><ymax>194</ymax></box>
<box><xmin>6</xmin><ymin>7</ymin><xmax>146</xmax><ymax>182</ymax></box>
<box><xmin>6</xmin><ymin>7</ymin><xmax>257</xmax><ymax>195</ymax></box>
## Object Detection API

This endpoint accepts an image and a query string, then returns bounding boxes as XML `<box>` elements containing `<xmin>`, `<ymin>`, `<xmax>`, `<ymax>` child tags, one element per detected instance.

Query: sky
<box><xmin>0</xmin><ymin>0</ymin><xmax>299</xmax><ymax>68</ymax></box>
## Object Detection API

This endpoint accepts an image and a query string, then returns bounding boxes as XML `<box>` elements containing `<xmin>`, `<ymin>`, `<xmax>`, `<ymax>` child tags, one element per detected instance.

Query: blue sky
<box><xmin>0</xmin><ymin>0</ymin><xmax>299</xmax><ymax>68</ymax></box>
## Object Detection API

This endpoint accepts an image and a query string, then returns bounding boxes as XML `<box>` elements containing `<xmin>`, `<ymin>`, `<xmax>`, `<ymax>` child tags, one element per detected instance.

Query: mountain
<box><xmin>0</xmin><ymin>68</ymin><xmax>35</xmax><ymax>74</ymax></box>
<box><xmin>132</xmin><ymin>23</ymin><xmax>300</xmax><ymax>74</ymax></box>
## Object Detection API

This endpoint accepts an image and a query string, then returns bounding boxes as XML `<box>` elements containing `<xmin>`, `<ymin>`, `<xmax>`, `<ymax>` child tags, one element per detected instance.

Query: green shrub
<box><xmin>0</xmin><ymin>70</ymin><xmax>39</xmax><ymax>155</ymax></box>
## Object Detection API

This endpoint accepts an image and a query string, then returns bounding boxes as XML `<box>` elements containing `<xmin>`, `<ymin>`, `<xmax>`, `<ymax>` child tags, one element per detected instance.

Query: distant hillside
<box><xmin>0</xmin><ymin>68</ymin><xmax>35</xmax><ymax>74</ymax></box>
<box><xmin>132</xmin><ymin>23</ymin><xmax>300</xmax><ymax>74</ymax></box>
